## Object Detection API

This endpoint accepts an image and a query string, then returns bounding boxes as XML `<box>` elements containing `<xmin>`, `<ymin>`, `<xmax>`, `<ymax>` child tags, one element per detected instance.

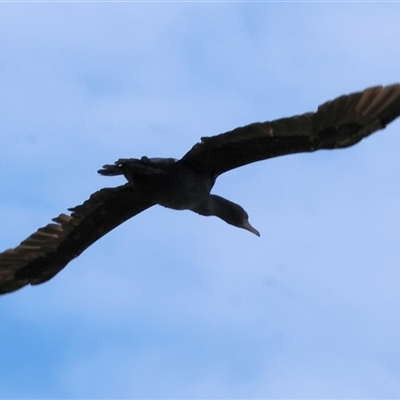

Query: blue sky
<box><xmin>1</xmin><ymin>2</ymin><xmax>400</xmax><ymax>398</ymax></box>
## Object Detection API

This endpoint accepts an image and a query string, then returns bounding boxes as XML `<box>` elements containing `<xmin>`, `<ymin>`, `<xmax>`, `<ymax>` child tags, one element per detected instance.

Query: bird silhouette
<box><xmin>1</xmin><ymin>84</ymin><xmax>400</xmax><ymax>294</ymax></box>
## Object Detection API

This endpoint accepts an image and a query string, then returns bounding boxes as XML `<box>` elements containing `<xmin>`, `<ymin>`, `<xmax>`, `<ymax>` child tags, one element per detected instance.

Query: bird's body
<box><xmin>99</xmin><ymin>157</ymin><xmax>260</xmax><ymax>235</ymax></box>
<box><xmin>102</xmin><ymin>157</ymin><xmax>214</xmax><ymax>211</ymax></box>
<box><xmin>1</xmin><ymin>84</ymin><xmax>400</xmax><ymax>294</ymax></box>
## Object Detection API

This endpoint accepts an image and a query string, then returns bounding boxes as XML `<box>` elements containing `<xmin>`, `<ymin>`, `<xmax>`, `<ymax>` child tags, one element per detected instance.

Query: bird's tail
<box><xmin>98</xmin><ymin>164</ymin><xmax>124</xmax><ymax>176</ymax></box>
<box><xmin>97</xmin><ymin>158</ymin><xmax>134</xmax><ymax>176</ymax></box>
<box><xmin>98</xmin><ymin>157</ymin><xmax>164</xmax><ymax>177</ymax></box>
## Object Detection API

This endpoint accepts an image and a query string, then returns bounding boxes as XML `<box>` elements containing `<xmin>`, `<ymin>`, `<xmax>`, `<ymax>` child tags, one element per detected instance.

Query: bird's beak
<box><xmin>243</xmin><ymin>220</ymin><xmax>260</xmax><ymax>237</ymax></box>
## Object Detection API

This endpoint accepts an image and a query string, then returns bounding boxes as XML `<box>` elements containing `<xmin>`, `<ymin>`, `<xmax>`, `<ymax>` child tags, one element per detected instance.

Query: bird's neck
<box><xmin>193</xmin><ymin>194</ymin><xmax>238</xmax><ymax>221</ymax></box>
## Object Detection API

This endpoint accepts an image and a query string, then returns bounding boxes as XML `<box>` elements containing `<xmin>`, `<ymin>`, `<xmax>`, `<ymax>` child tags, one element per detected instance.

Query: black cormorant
<box><xmin>1</xmin><ymin>84</ymin><xmax>400</xmax><ymax>294</ymax></box>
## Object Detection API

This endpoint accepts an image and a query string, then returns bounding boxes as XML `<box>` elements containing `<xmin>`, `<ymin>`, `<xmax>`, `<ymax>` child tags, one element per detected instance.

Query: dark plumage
<box><xmin>1</xmin><ymin>84</ymin><xmax>400</xmax><ymax>294</ymax></box>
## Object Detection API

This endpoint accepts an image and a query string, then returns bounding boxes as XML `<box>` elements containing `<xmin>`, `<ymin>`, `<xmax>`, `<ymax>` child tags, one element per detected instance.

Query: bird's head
<box><xmin>226</xmin><ymin>202</ymin><xmax>260</xmax><ymax>237</ymax></box>
<box><xmin>206</xmin><ymin>195</ymin><xmax>260</xmax><ymax>236</ymax></box>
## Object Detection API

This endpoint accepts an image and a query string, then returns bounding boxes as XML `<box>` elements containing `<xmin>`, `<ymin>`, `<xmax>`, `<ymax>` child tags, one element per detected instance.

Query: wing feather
<box><xmin>0</xmin><ymin>184</ymin><xmax>154</xmax><ymax>295</ymax></box>
<box><xmin>181</xmin><ymin>84</ymin><xmax>400</xmax><ymax>176</ymax></box>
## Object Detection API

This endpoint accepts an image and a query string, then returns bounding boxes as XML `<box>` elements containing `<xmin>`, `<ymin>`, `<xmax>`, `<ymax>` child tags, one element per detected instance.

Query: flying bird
<box><xmin>1</xmin><ymin>84</ymin><xmax>400</xmax><ymax>295</ymax></box>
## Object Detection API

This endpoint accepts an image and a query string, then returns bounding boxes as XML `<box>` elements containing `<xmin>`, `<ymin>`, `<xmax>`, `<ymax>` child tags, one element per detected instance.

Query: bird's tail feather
<box><xmin>97</xmin><ymin>158</ymin><xmax>137</xmax><ymax>176</ymax></box>
<box><xmin>98</xmin><ymin>164</ymin><xmax>124</xmax><ymax>176</ymax></box>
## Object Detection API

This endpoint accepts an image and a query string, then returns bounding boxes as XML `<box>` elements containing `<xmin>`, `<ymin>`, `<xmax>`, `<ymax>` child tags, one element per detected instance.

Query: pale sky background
<box><xmin>1</xmin><ymin>2</ymin><xmax>400</xmax><ymax>398</ymax></box>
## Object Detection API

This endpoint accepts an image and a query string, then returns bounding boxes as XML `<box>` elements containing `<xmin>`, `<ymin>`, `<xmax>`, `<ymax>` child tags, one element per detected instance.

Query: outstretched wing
<box><xmin>181</xmin><ymin>84</ymin><xmax>400</xmax><ymax>177</ymax></box>
<box><xmin>0</xmin><ymin>184</ymin><xmax>154</xmax><ymax>295</ymax></box>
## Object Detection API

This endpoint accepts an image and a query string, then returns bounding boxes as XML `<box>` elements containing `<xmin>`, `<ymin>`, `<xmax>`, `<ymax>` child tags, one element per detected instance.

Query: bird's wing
<box><xmin>181</xmin><ymin>84</ymin><xmax>400</xmax><ymax>177</ymax></box>
<box><xmin>0</xmin><ymin>184</ymin><xmax>154</xmax><ymax>295</ymax></box>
